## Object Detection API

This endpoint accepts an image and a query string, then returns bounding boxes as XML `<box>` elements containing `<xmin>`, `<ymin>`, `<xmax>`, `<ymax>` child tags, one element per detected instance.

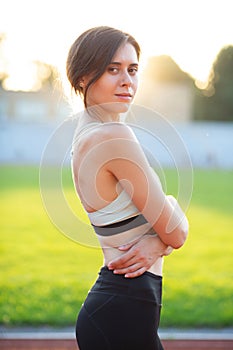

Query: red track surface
<box><xmin>0</xmin><ymin>339</ymin><xmax>233</xmax><ymax>350</ymax></box>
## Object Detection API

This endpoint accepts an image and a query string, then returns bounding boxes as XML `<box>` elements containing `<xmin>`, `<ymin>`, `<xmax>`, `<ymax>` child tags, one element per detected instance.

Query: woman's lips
<box><xmin>115</xmin><ymin>93</ymin><xmax>133</xmax><ymax>101</ymax></box>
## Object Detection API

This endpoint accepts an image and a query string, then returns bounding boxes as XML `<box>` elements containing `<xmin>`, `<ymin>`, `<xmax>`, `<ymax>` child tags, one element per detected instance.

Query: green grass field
<box><xmin>0</xmin><ymin>166</ymin><xmax>233</xmax><ymax>327</ymax></box>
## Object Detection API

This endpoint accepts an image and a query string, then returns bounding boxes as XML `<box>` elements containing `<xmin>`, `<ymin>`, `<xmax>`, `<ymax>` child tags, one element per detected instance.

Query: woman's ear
<box><xmin>79</xmin><ymin>80</ymin><xmax>85</xmax><ymax>88</ymax></box>
<box><xmin>79</xmin><ymin>76</ymin><xmax>89</xmax><ymax>89</ymax></box>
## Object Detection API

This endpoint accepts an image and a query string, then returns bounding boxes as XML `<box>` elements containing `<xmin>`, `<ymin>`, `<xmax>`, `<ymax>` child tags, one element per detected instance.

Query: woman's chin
<box><xmin>104</xmin><ymin>102</ymin><xmax>131</xmax><ymax>114</ymax></box>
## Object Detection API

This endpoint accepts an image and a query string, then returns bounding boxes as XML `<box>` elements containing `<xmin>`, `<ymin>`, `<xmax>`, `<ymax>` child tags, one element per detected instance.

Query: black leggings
<box><xmin>76</xmin><ymin>266</ymin><xmax>164</xmax><ymax>350</ymax></box>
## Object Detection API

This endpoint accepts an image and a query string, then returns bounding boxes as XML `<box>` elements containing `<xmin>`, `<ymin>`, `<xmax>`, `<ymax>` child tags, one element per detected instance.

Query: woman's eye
<box><xmin>108</xmin><ymin>67</ymin><xmax>119</xmax><ymax>74</ymax></box>
<box><xmin>129</xmin><ymin>67</ymin><xmax>138</xmax><ymax>75</ymax></box>
<box><xmin>107</xmin><ymin>65</ymin><xmax>138</xmax><ymax>75</ymax></box>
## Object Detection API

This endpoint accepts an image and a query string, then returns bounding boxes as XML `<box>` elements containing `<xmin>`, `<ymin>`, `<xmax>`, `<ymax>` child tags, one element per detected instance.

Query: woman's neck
<box><xmin>85</xmin><ymin>104</ymin><xmax>121</xmax><ymax>123</ymax></box>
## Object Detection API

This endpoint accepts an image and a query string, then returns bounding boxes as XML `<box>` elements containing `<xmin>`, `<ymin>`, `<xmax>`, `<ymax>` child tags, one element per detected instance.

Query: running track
<box><xmin>0</xmin><ymin>339</ymin><xmax>232</xmax><ymax>349</ymax></box>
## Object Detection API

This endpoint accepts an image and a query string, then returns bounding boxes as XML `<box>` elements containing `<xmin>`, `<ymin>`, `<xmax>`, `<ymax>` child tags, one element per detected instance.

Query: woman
<box><xmin>66</xmin><ymin>26</ymin><xmax>189</xmax><ymax>350</ymax></box>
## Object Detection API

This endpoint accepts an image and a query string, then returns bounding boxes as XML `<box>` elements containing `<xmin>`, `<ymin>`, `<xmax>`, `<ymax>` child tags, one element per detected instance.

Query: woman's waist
<box><xmin>102</xmin><ymin>245</ymin><xmax>164</xmax><ymax>274</ymax></box>
<box><xmin>103</xmin><ymin>247</ymin><xmax>164</xmax><ymax>277</ymax></box>
<box><xmin>99</xmin><ymin>226</ymin><xmax>164</xmax><ymax>277</ymax></box>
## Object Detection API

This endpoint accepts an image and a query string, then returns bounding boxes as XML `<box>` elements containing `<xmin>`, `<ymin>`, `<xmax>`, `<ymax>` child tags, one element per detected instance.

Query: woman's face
<box><xmin>84</xmin><ymin>43</ymin><xmax>139</xmax><ymax>115</ymax></box>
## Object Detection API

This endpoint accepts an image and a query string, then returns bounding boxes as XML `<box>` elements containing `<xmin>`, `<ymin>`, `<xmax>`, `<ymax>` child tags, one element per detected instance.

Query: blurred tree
<box><xmin>33</xmin><ymin>61</ymin><xmax>60</xmax><ymax>91</ymax></box>
<box><xmin>193</xmin><ymin>45</ymin><xmax>233</xmax><ymax>121</ymax></box>
<box><xmin>0</xmin><ymin>69</ymin><xmax>8</xmax><ymax>89</ymax></box>
<box><xmin>0</xmin><ymin>33</ymin><xmax>8</xmax><ymax>88</ymax></box>
<box><xmin>142</xmin><ymin>55</ymin><xmax>193</xmax><ymax>83</ymax></box>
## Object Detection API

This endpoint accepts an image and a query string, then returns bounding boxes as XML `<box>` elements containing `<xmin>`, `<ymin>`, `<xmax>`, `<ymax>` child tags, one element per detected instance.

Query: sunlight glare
<box><xmin>0</xmin><ymin>0</ymin><xmax>232</xmax><ymax>92</ymax></box>
<box><xmin>3</xmin><ymin>60</ymin><xmax>41</xmax><ymax>91</ymax></box>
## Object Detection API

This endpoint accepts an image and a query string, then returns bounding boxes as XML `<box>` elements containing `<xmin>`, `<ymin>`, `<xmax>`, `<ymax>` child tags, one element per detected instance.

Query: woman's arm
<box><xmin>105</xmin><ymin>124</ymin><xmax>189</xmax><ymax>249</ymax></box>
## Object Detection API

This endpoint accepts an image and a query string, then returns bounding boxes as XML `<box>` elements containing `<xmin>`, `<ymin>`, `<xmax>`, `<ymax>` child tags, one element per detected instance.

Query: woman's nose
<box><xmin>120</xmin><ymin>71</ymin><xmax>133</xmax><ymax>87</ymax></box>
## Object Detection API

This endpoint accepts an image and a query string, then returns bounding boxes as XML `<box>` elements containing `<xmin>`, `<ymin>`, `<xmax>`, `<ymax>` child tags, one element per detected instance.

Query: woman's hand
<box><xmin>107</xmin><ymin>234</ymin><xmax>173</xmax><ymax>278</ymax></box>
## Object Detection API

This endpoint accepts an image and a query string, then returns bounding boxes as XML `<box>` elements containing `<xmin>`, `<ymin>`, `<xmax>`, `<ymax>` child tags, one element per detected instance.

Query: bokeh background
<box><xmin>0</xmin><ymin>0</ymin><xmax>232</xmax><ymax>329</ymax></box>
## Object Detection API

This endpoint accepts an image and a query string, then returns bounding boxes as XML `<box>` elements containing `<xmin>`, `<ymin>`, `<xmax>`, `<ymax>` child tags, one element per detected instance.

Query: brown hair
<box><xmin>66</xmin><ymin>26</ymin><xmax>141</xmax><ymax>107</ymax></box>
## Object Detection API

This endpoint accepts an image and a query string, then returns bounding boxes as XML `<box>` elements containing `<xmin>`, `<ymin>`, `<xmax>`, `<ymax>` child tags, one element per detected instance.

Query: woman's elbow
<box><xmin>155</xmin><ymin>213</ymin><xmax>189</xmax><ymax>249</ymax></box>
<box><xmin>163</xmin><ymin>217</ymin><xmax>189</xmax><ymax>248</ymax></box>
<box><xmin>172</xmin><ymin>229</ymin><xmax>188</xmax><ymax>249</ymax></box>
<box><xmin>171</xmin><ymin>224</ymin><xmax>189</xmax><ymax>249</ymax></box>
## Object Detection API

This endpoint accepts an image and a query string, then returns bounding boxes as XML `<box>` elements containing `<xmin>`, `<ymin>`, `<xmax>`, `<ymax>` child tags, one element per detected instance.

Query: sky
<box><xmin>0</xmin><ymin>0</ymin><xmax>233</xmax><ymax>91</ymax></box>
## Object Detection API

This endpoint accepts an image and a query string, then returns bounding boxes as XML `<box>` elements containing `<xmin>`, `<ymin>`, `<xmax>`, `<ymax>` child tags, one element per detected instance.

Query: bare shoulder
<box><xmin>78</xmin><ymin>122</ymin><xmax>137</xmax><ymax>147</ymax></box>
<box><xmin>98</xmin><ymin>122</ymin><xmax>136</xmax><ymax>140</ymax></box>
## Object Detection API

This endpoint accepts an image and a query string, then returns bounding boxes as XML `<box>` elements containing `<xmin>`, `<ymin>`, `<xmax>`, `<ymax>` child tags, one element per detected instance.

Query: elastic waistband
<box><xmin>90</xmin><ymin>266</ymin><xmax>162</xmax><ymax>304</ymax></box>
<box><xmin>100</xmin><ymin>266</ymin><xmax>162</xmax><ymax>281</ymax></box>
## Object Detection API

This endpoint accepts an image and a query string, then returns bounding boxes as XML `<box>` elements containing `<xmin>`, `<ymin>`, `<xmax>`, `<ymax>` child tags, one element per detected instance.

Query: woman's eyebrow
<box><xmin>109</xmin><ymin>62</ymin><xmax>139</xmax><ymax>66</ymax></box>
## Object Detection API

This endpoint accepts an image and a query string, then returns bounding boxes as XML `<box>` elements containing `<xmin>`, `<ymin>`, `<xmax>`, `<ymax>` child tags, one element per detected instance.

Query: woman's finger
<box><xmin>112</xmin><ymin>262</ymin><xmax>142</xmax><ymax>275</ymax></box>
<box><xmin>108</xmin><ymin>249</ymin><xmax>137</xmax><ymax>270</ymax></box>
<box><xmin>125</xmin><ymin>266</ymin><xmax>147</xmax><ymax>278</ymax></box>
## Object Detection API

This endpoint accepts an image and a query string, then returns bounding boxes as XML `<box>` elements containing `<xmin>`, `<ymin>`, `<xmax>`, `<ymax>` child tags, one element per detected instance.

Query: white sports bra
<box><xmin>87</xmin><ymin>190</ymin><xmax>140</xmax><ymax>226</ymax></box>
